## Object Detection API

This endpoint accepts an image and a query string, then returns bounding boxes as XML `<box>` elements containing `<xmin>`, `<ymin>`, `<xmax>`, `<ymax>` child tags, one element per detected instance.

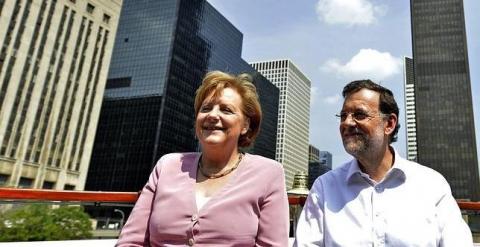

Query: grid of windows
<box><xmin>86</xmin><ymin>0</ymin><xmax>279</xmax><ymax>192</ymax></box>
<box><xmin>0</xmin><ymin>0</ymin><xmax>24</xmax><ymax>110</ymax></box>
<box><xmin>403</xmin><ymin>57</ymin><xmax>418</xmax><ymax>162</ymax></box>
<box><xmin>411</xmin><ymin>0</ymin><xmax>479</xmax><ymax>200</ymax></box>
<box><xmin>48</xmin><ymin>17</ymin><xmax>88</xmax><ymax>169</ymax></box>
<box><xmin>76</xmin><ymin>30</ymin><xmax>110</xmax><ymax>171</ymax></box>
<box><xmin>28</xmin><ymin>5</ymin><xmax>70</xmax><ymax>164</ymax></box>
<box><xmin>1</xmin><ymin>0</ymin><xmax>36</xmax><ymax>156</ymax></box>
<box><xmin>250</xmin><ymin>60</ymin><xmax>311</xmax><ymax>188</ymax></box>
<box><xmin>104</xmin><ymin>0</ymin><xmax>178</xmax><ymax>99</ymax></box>
<box><xmin>0</xmin><ymin>0</ymin><xmax>121</xmax><ymax>189</ymax></box>
<box><xmin>86</xmin><ymin>96</ymin><xmax>161</xmax><ymax>191</ymax></box>
<box><xmin>69</xmin><ymin>26</ymin><xmax>104</xmax><ymax>170</ymax></box>
<box><xmin>308</xmin><ymin>145</ymin><xmax>320</xmax><ymax>163</ymax></box>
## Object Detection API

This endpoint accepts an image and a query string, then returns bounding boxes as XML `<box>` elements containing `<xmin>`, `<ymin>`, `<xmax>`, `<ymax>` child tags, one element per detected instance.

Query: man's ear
<box><xmin>384</xmin><ymin>113</ymin><xmax>398</xmax><ymax>135</ymax></box>
<box><xmin>242</xmin><ymin>118</ymin><xmax>250</xmax><ymax>135</ymax></box>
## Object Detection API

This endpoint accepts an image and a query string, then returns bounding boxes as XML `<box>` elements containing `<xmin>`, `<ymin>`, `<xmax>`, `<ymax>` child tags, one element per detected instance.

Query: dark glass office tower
<box><xmin>411</xmin><ymin>0</ymin><xmax>479</xmax><ymax>200</ymax></box>
<box><xmin>85</xmin><ymin>0</ymin><xmax>279</xmax><ymax>192</ymax></box>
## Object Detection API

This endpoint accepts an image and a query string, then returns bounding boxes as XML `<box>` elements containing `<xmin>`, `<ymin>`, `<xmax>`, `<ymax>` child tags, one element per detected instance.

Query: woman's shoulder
<box><xmin>159</xmin><ymin>152</ymin><xmax>199</xmax><ymax>161</ymax></box>
<box><xmin>154</xmin><ymin>152</ymin><xmax>200</xmax><ymax>169</ymax></box>
<box><xmin>243</xmin><ymin>153</ymin><xmax>283</xmax><ymax>173</ymax></box>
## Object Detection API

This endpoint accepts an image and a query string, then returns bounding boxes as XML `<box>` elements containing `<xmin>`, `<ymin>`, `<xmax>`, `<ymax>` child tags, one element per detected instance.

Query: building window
<box><xmin>106</xmin><ymin>77</ymin><xmax>131</xmax><ymax>89</ymax></box>
<box><xmin>103</xmin><ymin>14</ymin><xmax>110</xmax><ymax>24</ymax></box>
<box><xmin>86</xmin><ymin>3</ymin><xmax>94</xmax><ymax>14</ymax></box>
<box><xmin>18</xmin><ymin>177</ymin><xmax>33</xmax><ymax>188</ymax></box>
<box><xmin>0</xmin><ymin>174</ymin><xmax>9</xmax><ymax>186</ymax></box>
<box><xmin>64</xmin><ymin>184</ymin><xmax>75</xmax><ymax>190</ymax></box>
<box><xmin>42</xmin><ymin>181</ymin><xmax>55</xmax><ymax>189</ymax></box>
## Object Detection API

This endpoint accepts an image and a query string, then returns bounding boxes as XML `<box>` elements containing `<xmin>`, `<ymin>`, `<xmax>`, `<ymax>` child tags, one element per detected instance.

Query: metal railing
<box><xmin>0</xmin><ymin>188</ymin><xmax>309</xmax><ymax>206</ymax></box>
<box><xmin>0</xmin><ymin>188</ymin><xmax>478</xmax><ymax>244</ymax></box>
<box><xmin>1</xmin><ymin>187</ymin><xmax>477</xmax><ymax>209</ymax></box>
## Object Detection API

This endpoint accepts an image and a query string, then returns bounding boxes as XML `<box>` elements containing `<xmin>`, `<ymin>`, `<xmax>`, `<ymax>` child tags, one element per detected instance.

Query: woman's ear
<box><xmin>242</xmin><ymin>118</ymin><xmax>250</xmax><ymax>135</ymax></box>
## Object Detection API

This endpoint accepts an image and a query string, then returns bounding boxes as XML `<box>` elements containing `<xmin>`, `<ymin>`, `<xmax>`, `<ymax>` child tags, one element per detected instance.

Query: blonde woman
<box><xmin>117</xmin><ymin>71</ymin><xmax>289</xmax><ymax>246</ymax></box>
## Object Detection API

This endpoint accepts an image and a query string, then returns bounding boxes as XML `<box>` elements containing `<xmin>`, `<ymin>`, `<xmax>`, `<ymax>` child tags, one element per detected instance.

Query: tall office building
<box><xmin>319</xmin><ymin>151</ymin><xmax>332</xmax><ymax>169</ymax></box>
<box><xmin>250</xmin><ymin>60</ymin><xmax>311</xmax><ymax>188</ymax></box>
<box><xmin>0</xmin><ymin>0</ymin><xmax>121</xmax><ymax>190</ymax></box>
<box><xmin>411</xmin><ymin>0</ymin><xmax>479</xmax><ymax>200</ymax></box>
<box><xmin>308</xmin><ymin>160</ymin><xmax>331</xmax><ymax>189</ymax></box>
<box><xmin>85</xmin><ymin>0</ymin><xmax>279</xmax><ymax>192</ymax></box>
<box><xmin>308</xmin><ymin>144</ymin><xmax>320</xmax><ymax>163</ymax></box>
<box><xmin>403</xmin><ymin>57</ymin><xmax>418</xmax><ymax>162</ymax></box>
<box><xmin>307</xmin><ymin>146</ymin><xmax>332</xmax><ymax>189</ymax></box>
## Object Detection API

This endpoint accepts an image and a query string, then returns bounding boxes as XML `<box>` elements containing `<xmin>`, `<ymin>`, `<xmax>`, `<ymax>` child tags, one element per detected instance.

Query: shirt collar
<box><xmin>345</xmin><ymin>146</ymin><xmax>407</xmax><ymax>183</ymax></box>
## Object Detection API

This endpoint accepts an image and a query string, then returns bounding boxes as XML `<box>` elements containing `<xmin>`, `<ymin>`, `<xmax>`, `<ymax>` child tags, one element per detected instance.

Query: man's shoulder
<box><xmin>398</xmin><ymin>157</ymin><xmax>448</xmax><ymax>184</ymax></box>
<box><xmin>313</xmin><ymin>160</ymin><xmax>352</xmax><ymax>184</ymax></box>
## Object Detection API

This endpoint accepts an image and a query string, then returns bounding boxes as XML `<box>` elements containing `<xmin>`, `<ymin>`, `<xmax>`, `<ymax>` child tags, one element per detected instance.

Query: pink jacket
<box><xmin>117</xmin><ymin>152</ymin><xmax>289</xmax><ymax>246</ymax></box>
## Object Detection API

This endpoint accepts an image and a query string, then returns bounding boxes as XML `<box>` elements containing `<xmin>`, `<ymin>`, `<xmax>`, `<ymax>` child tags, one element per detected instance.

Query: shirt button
<box><xmin>191</xmin><ymin>214</ymin><xmax>198</xmax><ymax>221</ymax></box>
<box><xmin>188</xmin><ymin>238</ymin><xmax>195</xmax><ymax>246</ymax></box>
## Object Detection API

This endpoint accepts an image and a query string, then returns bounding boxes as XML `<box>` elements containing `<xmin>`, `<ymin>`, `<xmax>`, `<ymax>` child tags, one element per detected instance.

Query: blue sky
<box><xmin>208</xmin><ymin>0</ymin><xmax>480</xmax><ymax>168</ymax></box>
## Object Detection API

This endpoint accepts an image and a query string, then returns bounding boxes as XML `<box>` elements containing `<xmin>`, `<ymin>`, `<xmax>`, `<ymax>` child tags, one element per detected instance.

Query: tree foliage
<box><xmin>0</xmin><ymin>204</ymin><xmax>93</xmax><ymax>241</ymax></box>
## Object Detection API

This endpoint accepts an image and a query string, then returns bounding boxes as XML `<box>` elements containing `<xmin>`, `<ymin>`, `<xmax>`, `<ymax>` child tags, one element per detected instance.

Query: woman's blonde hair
<box><xmin>194</xmin><ymin>71</ymin><xmax>262</xmax><ymax>147</ymax></box>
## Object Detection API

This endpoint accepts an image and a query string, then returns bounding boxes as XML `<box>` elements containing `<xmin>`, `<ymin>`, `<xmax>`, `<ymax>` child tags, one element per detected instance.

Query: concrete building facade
<box><xmin>403</xmin><ymin>57</ymin><xmax>418</xmax><ymax>162</ymax></box>
<box><xmin>308</xmin><ymin>144</ymin><xmax>319</xmax><ymax>163</ymax></box>
<box><xmin>0</xmin><ymin>0</ymin><xmax>122</xmax><ymax>190</ymax></box>
<box><xmin>250</xmin><ymin>59</ymin><xmax>311</xmax><ymax>188</ymax></box>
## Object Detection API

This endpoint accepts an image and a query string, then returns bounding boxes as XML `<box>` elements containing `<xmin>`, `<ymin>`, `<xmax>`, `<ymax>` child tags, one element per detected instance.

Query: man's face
<box><xmin>339</xmin><ymin>89</ymin><xmax>389</xmax><ymax>157</ymax></box>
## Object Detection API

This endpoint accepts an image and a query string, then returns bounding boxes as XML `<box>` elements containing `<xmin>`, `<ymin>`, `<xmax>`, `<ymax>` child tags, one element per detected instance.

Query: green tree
<box><xmin>0</xmin><ymin>204</ymin><xmax>92</xmax><ymax>241</ymax></box>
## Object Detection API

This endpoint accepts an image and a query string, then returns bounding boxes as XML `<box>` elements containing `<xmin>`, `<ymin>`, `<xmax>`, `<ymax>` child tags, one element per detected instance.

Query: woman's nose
<box><xmin>206</xmin><ymin>107</ymin><xmax>220</xmax><ymax>120</ymax></box>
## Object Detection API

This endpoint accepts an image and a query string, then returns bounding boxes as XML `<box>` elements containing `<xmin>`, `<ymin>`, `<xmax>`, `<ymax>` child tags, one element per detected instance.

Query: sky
<box><xmin>207</xmin><ymin>0</ymin><xmax>480</xmax><ymax>168</ymax></box>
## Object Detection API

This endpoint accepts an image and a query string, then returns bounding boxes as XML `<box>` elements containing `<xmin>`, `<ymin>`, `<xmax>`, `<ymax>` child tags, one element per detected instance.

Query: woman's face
<box><xmin>195</xmin><ymin>87</ymin><xmax>249</xmax><ymax>150</ymax></box>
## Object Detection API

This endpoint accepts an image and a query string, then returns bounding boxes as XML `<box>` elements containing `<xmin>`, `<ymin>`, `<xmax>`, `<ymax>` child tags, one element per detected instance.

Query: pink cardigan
<box><xmin>116</xmin><ymin>153</ymin><xmax>289</xmax><ymax>246</ymax></box>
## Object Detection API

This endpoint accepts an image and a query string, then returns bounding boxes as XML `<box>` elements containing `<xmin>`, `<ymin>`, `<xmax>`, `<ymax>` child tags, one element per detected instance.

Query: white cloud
<box><xmin>316</xmin><ymin>0</ymin><xmax>387</xmax><ymax>26</ymax></box>
<box><xmin>321</xmin><ymin>48</ymin><xmax>402</xmax><ymax>81</ymax></box>
<box><xmin>323</xmin><ymin>94</ymin><xmax>342</xmax><ymax>104</ymax></box>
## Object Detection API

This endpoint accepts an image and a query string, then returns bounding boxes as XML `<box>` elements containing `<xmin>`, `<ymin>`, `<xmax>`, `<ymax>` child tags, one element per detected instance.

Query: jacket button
<box><xmin>191</xmin><ymin>214</ymin><xmax>198</xmax><ymax>221</ymax></box>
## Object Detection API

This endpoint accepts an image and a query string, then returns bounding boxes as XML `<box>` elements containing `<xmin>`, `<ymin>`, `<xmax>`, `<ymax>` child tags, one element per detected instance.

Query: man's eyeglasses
<box><xmin>335</xmin><ymin>111</ymin><xmax>386</xmax><ymax>122</ymax></box>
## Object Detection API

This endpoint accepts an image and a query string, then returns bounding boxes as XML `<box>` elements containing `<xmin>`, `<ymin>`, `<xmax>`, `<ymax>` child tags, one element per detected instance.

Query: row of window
<box><xmin>0</xmin><ymin>173</ymin><xmax>75</xmax><ymax>190</ymax></box>
<box><xmin>251</xmin><ymin>60</ymin><xmax>289</xmax><ymax>72</ymax></box>
<box><xmin>69</xmin><ymin>0</ymin><xmax>111</xmax><ymax>24</ymax></box>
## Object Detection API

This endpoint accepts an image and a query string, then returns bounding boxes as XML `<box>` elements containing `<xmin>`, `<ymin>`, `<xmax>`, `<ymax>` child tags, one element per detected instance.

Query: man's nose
<box><xmin>341</xmin><ymin>114</ymin><xmax>357</xmax><ymax>126</ymax></box>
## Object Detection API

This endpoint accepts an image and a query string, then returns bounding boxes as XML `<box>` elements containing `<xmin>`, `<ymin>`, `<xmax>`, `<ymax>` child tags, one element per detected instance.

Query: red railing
<box><xmin>0</xmin><ymin>188</ymin><xmax>138</xmax><ymax>203</ymax></box>
<box><xmin>0</xmin><ymin>188</ymin><xmax>476</xmax><ymax>210</ymax></box>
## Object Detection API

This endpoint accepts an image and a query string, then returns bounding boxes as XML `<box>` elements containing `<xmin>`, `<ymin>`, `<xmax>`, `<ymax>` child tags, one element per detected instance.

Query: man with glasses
<box><xmin>294</xmin><ymin>80</ymin><xmax>472</xmax><ymax>246</ymax></box>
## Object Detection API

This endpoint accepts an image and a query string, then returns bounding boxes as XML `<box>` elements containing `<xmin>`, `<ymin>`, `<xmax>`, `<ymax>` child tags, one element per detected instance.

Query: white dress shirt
<box><xmin>294</xmin><ymin>148</ymin><xmax>473</xmax><ymax>247</ymax></box>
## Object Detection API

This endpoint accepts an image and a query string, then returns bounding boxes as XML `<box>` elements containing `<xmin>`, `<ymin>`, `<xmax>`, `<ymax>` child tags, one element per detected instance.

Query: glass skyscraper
<box><xmin>85</xmin><ymin>0</ymin><xmax>279</xmax><ymax>192</ymax></box>
<box><xmin>410</xmin><ymin>0</ymin><xmax>479</xmax><ymax>200</ymax></box>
